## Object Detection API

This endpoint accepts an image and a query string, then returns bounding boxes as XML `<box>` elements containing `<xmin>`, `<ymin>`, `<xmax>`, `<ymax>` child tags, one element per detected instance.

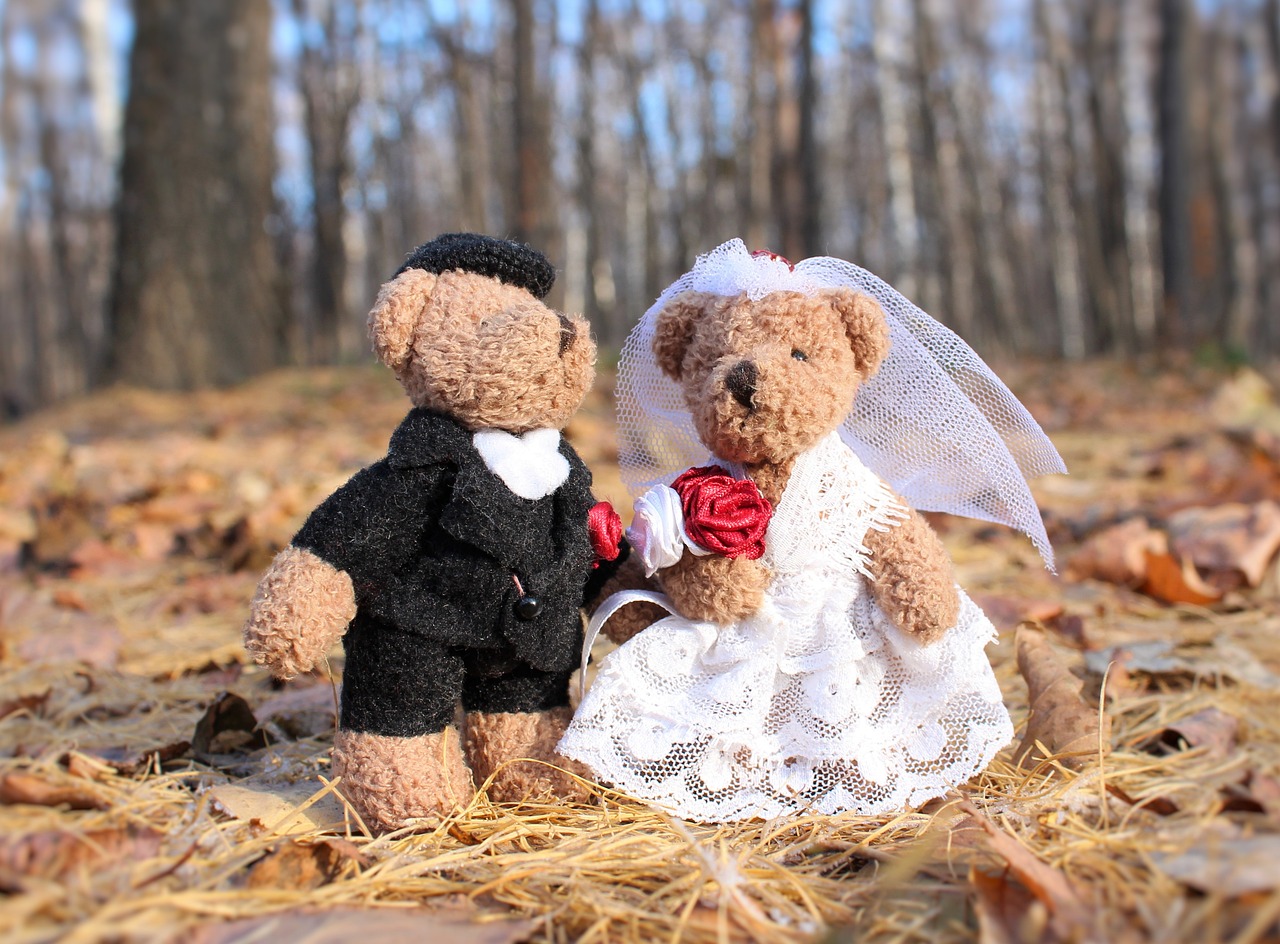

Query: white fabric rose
<box><xmin>627</xmin><ymin>484</ymin><xmax>710</xmax><ymax>577</ymax></box>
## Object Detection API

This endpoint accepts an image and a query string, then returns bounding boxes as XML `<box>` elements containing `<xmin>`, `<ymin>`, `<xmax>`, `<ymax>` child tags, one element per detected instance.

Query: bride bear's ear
<box><xmin>825</xmin><ymin>288</ymin><xmax>891</xmax><ymax>379</ymax></box>
<box><xmin>652</xmin><ymin>291</ymin><xmax>713</xmax><ymax>382</ymax></box>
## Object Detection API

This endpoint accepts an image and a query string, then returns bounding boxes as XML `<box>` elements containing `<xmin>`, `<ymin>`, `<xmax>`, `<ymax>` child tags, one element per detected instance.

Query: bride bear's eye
<box><xmin>791</xmin><ymin>349</ymin><xmax>808</xmax><ymax>362</ymax></box>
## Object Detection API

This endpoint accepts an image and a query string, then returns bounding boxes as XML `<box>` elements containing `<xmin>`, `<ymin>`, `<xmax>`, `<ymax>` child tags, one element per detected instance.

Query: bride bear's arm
<box><xmin>863</xmin><ymin>505</ymin><xmax>959</xmax><ymax>645</ymax></box>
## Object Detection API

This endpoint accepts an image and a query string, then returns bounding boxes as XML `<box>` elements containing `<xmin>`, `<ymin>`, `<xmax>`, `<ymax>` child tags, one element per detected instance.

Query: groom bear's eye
<box><xmin>791</xmin><ymin>349</ymin><xmax>808</xmax><ymax>362</ymax></box>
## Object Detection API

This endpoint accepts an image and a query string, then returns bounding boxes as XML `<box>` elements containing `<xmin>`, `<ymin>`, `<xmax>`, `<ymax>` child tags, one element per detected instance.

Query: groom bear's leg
<box><xmin>461</xmin><ymin>658</ymin><xmax>591</xmax><ymax>802</ymax></box>
<box><xmin>333</xmin><ymin>627</ymin><xmax>474</xmax><ymax>832</ymax></box>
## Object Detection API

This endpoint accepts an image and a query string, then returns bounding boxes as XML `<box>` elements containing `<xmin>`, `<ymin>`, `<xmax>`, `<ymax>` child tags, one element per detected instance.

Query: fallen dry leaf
<box><xmin>1015</xmin><ymin>626</ymin><xmax>1111</xmax><ymax>771</ymax></box>
<box><xmin>15</xmin><ymin>620</ymin><xmax>124</xmax><ymax>669</ymax></box>
<box><xmin>1103</xmin><ymin>783</ymin><xmax>1179</xmax><ymax>817</ymax></box>
<box><xmin>245</xmin><ymin>837</ymin><xmax>368</xmax><ymax>890</ymax></box>
<box><xmin>1083</xmin><ymin>640</ymin><xmax>1280</xmax><ymax>690</ymax></box>
<box><xmin>957</xmin><ymin>803</ymin><xmax>1097</xmax><ymax>942</ymax></box>
<box><xmin>254</xmin><ymin>681</ymin><xmax>338</xmax><ymax>741</ymax></box>
<box><xmin>1167</xmin><ymin>501</ymin><xmax>1280</xmax><ymax>589</ymax></box>
<box><xmin>1229</xmin><ymin>770</ymin><xmax>1280</xmax><ymax>819</ymax></box>
<box><xmin>1067</xmin><ymin>518</ymin><xmax>1166</xmax><ymax>586</ymax></box>
<box><xmin>192</xmin><ymin>692</ymin><xmax>266</xmax><ymax>757</ymax></box>
<box><xmin>0</xmin><ymin>688</ymin><xmax>50</xmax><ymax>722</ymax></box>
<box><xmin>1156</xmin><ymin>707</ymin><xmax>1239</xmax><ymax>760</ymax></box>
<box><xmin>129</xmin><ymin>520</ymin><xmax>177</xmax><ymax>561</ymax></box>
<box><xmin>0</xmin><ymin>771</ymin><xmax>108</xmax><ymax>811</ymax></box>
<box><xmin>66</xmin><ymin>741</ymin><xmax>192</xmax><ymax>777</ymax></box>
<box><xmin>1139</xmin><ymin>550</ymin><xmax>1223</xmax><ymax>606</ymax></box>
<box><xmin>1153</xmin><ymin>834</ymin><xmax>1280</xmax><ymax>897</ymax></box>
<box><xmin>971</xmin><ymin>865</ymin><xmax>1052</xmax><ymax>944</ymax></box>
<box><xmin>208</xmin><ymin>780</ymin><xmax>349</xmax><ymax>834</ymax></box>
<box><xmin>0</xmin><ymin>825</ymin><xmax>163</xmax><ymax>880</ymax></box>
<box><xmin>969</xmin><ymin>594</ymin><xmax>1065</xmax><ymax>633</ymax></box>
<box><xmin>26</xmin><ymin>493</ymin><xmax>98</xmax><ymax>568</ymax></box>
<box><xmin>180</xmin><ymin>907</ymin><xmax>535</xmax><ymax>944</ymax></box>
<box><xmin>1210</xmin><ymin>368</ymin><xmax>1280</xmax><ymax>435</ymax></box>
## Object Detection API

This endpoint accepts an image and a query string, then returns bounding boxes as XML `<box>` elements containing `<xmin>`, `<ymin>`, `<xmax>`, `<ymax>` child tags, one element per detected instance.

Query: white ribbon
<box><xmin>580</xmin><ymin>590</ymin><xmax>678</xmax><ymax>702</ymax></box>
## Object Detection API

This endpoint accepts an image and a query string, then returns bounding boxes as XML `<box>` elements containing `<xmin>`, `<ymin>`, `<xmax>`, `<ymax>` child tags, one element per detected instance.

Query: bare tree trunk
<box><xmin>1035</xmin><ymin>0</ymin><xmax>1087</xmax><ymax>359</ymax></box>
<box><xmin>35</xmin><ymin>86</ymin><xmax>88</xmax><ymax>399</ymax></box>
<box><xmin>295</xmin><ymin>0</ymin><xmax>362</xmax><ymax>364</ymax></box>
<box><xmin>797</xmin><ymin>0</ymin><xmax>820</xmax><ymax>257</ymax></box>
<box><xmin>509</xmin><ymin>0</ymin><xmax>552</xmax><ymax>250</ymax></box>
<box><xmin>1157</xmin><ymin>0</ymin><xmax>1194</xmax><ymax>348</ymax></box>
<box><xmin>743</xmin><ymin>0</ymin><xmax>776</xmax><ymax>251</ymax></box>
<box><xmin>951</xmin><ymin>6</ymin><xmax>1023</xmax><ymax>349</ymax></box>
<box><xmin>77</xmin><ymin>0</ymin><xmax>120</xmax><ymax>172</ymax></box>
<box><xmin>616</xmin><ymin>1</ymin><xmax>660</xmax><ymax>344</ymax></box>
<box><xmin>872</xmin><ymin>0</ymin><xmax>918</xmax><ymax>298</ymax></box>
<box><xmin>1081</xmin><ymin>0</ymin><xmax>1128</xmax><ymax>352</ymax></box>
<box><xmin>775</xmin><ymin>8</ymin><xmax>803</xmax><ymax>260</ymax></box>
<box><xmin>0</xmin><ymin>3</ymin><xmax>28</xmax><ymax>415</ymax></box>
<box><xmin>914</xmin><ymin>0</ymin><xmax>974</xmax><ymax>338</ymax></box>
<box><xmin>108</xmin><ymin>0</ymin><xmax>286</xmax><ymax>388</ymax></box>
<box><xmin>1265</xmin><ymin>0</ymin><xmax>1280</xmax><ymax>163</ymax></box>
<box><xmin>573</xmin><ymin>0</ymin><xmax>601</xmax><ymax>329</ymax></box>
<box><xmin>434</xmin><ymin>7</ymin><xmax>492</xmax><ymax>234</ymax></box>
<box><xmin>1207</xmin><ymin>17</ymin><xmax>1258</xmax><ymax>350</ymax></box>
<box><xmin>1121</xmin><ymin>0</ymin><xmax>1160</xmax><ymax>349</ymax></box>
<box><xmin>775</xmin><ymin>1</ymin><xmax>820</xmax><ymax>260</ymax></box>
<box><xmin>1252</xmin><ymin>0</ymin><xmax>1280</xmax><ymax>352</ymax></box>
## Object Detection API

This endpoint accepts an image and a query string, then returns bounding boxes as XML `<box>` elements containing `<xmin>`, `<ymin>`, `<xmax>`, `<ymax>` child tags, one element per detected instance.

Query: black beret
<box><xmin>395</xmin><ymin>233</ymin><xmax>556</xmax><ymax>300</ymax></box>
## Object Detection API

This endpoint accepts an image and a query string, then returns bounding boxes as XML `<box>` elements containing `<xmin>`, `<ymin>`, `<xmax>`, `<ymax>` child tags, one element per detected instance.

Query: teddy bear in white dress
<box><xmin>559</xmin><ymin>241</ymin><xmax>1065</xmax><ymax>822</ymax></box>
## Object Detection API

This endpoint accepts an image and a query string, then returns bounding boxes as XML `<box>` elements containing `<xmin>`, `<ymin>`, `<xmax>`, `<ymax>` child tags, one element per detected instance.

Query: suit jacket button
<box><xmin>514</xmin><ymin>595</ymin><xmax>543</xmax><ymax>620</ymax></box>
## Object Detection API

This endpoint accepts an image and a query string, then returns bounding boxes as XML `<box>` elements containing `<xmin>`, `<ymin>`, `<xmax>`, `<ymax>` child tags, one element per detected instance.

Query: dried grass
<box><xmin>2</xmin><ymin>602</ymin><xmax>1275</xmax><ymax>943</ymax></box>
<box><xmin>2</xmin><ymin>363</ymin><xmax>1278</xmax><ymax>943</ymax></box>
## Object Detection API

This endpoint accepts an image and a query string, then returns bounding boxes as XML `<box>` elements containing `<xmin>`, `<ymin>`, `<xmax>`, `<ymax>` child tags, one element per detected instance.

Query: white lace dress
<box><xmin>558</xmin><ymin>433</ymin><xmax>1013</xmax><ymax>822</ymax></box>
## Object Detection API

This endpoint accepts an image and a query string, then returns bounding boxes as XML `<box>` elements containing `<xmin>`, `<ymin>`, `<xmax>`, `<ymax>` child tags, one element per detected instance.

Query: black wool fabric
<box><xmin>395</xmin><ymin>233</ymin><xmax>557</xmax><ymax>301</ymax></box>
<box><xmin>292</xmin><ymin>409</ymin><xmax>618</xmax><ymax>738</ymax></box>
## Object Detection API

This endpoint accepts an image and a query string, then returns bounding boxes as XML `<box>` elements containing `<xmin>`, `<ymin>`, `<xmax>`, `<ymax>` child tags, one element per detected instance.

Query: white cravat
<box><xmin>472</xmin><ymin>428</ymin><xmax>570</xmax><ymax>500</ymax></box>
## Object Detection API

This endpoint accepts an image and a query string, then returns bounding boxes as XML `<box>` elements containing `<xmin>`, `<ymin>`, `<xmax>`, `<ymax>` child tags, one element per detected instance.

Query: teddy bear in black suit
<box><xmin>243</xmin><ymin>233</ymin><xmax>621</xmax><ymax>832</ymax></box>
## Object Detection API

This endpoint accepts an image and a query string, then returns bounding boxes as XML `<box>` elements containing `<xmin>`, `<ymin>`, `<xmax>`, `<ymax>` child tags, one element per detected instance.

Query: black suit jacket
<box><xmin>293</xmin><ymin>409</ymin><xmax>601</xmax><ymax>675</ymax></box>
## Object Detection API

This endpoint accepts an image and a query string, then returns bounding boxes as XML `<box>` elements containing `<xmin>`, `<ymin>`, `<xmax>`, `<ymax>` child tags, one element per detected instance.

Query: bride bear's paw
<box><xmin>660</xmin><ymin>553</ymin><xmax>771</xmax><ymax>624</ymax></box>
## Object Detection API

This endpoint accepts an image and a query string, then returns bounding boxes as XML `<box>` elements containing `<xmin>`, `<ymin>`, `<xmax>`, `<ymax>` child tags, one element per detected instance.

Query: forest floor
<box><xmin>1</xmin><ymin>357</ymin><xmax>1279</xmax><ymax>943</ymax></box>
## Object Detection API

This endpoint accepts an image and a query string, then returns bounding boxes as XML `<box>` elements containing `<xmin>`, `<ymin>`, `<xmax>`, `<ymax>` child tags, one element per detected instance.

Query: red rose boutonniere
<box><xmin>588</xmin><ymin>500</ymin><xmax>623</xmax><ymax>564</ymax></box>
<box><xmin>671</xmin><ymin>466</ymin><xmax>773</xmax><ymax>560</ymax></box>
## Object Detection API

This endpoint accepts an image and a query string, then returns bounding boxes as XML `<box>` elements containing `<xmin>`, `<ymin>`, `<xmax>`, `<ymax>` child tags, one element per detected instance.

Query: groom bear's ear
<box><xmin>367</xmin><ymin>268</ymin><xmax>438</xmax><ymax>373</ymax></box>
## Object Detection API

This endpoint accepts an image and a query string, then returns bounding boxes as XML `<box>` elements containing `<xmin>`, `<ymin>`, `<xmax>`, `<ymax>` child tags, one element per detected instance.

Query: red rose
<box><xmin>671</xmin><ymin>466</ymin><xmax>773</xmax><ymax>560</ymax></box>
<box><xmin>588</xmin><ymin>501</ymin><xmax>623</xmax><ymax>562</ymax></box>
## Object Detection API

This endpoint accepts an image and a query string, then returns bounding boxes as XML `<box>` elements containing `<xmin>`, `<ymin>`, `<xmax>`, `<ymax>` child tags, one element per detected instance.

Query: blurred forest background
<box><xmin>1</xmin><ymin>0</ymin><xmax>1277</xmax><ymax>418</ymax></box>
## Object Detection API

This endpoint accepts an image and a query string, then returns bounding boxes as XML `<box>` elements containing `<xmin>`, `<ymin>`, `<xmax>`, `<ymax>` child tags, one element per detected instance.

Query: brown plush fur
<box><xmin>864</xmin><ymin>506</ymin><xmax>960</xmax><ymax>644</ymax></box>
<box><xmin>370</xmin><ymin>268</ymin><xmax>595</xmax><ymax>433</ymax></box>
<box><xmin>367</xmin><ymin>268</ymin><xmax>437</xmax><ymax>372</ymax></box>
<box><xmin>464</xmin><ymin>707</ymin><xmax>591</xmax><ymax>803</ymax></box>
<box><xmin>243</xmin><ymin>546</ymin><xmax>356</xmax><ymax>680</ymax></box>
<box><xmin>660</xmin><ymin>553</ymin><xmax>772</xmax><ymax>625</ymax></box>
<box><xmin>646</xmin><ymin>285</ymin><xmax>958</xmax><ymax>642</ymax></box>
<box><xmin>332</xmin><ymin>727</ymin><xmax>475</xmax><ymax>832</ymax></box>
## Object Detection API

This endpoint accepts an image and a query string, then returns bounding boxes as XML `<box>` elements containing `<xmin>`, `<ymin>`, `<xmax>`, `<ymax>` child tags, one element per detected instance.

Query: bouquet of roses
<box><xmin>628</xmin><ymin>466</ymin><xmax>773</xmax><ymax>576</ymax></box>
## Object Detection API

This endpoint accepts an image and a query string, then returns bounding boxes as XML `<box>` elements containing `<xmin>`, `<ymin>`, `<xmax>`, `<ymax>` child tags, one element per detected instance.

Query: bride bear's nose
<box><xmin>725</xmin><ymin>359</ymin><xmax>757</xmax><ymax>410</ymax></box>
